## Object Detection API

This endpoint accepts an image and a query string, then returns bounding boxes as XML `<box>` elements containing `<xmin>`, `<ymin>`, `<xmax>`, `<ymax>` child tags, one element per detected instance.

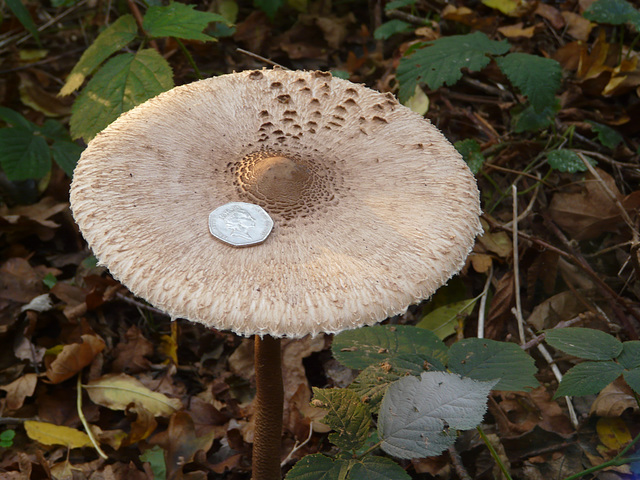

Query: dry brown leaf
<box><xmin>0</xmin><ymin>197</ymin><xmax>69</xmax><ymax>241</ymax></box>
<box><xmin>84</xmin><ymin>373</ymin><xmax>182</xmax><ymax>416</ymax></box>
<box><xmin>527</xmin><ymin>291</ymin><xmax>587</xmax><ymax>330</ymax></box>
<box><xmin>561</xmin><ymin>11</ymin><xmax>592</xmax><ymax>41</ymax></box>
<box><xmin>548</xmin><ymin>169</ymin><xmax>640</xmax><ymax>240</ymax></box>
<box><xmin>0</xmin><ymin>373</ymin><xmax>38</xmax><ymax>410</ymax></box>
<box><xmin>112</xmin><ymin>326</ymin><xmax>153</xmax><ymax>373</ymax></box>
<box><xmin>478</xmin><ymin>227</ymin><xmax>512</xmax><ymax>258</ymax></box>
<box><xmin>123</xmin><ymin>404</ymin><xmax>158</xmax><ymax>446</ymax></box>
<box><xmin>534</xmin><ymin>3</ymin><xmax>564</xmax><ymax>29</ymax></box>
<box><xmin>46</xmin><ymin>334</ymin><xmax>106</xmax><ymax>384</ymax></box>
<box><xmin>498</xmin><ymin>22</ymin><xmax>537</xmax><ymax>38</ymax></box>
<box><xmin>470</xmin><ymin>253</ymin><xmax>493</xmax><ymax>273</ymax></box>
<box><xmin>591</xmin><ymin>378</ymin><xmax>639</xmax><ymax>416</ymax></box>
<box><xmin>486</xmin><ymin>271</ymin><xmax>515</xmax><ymax>339</ymax></box>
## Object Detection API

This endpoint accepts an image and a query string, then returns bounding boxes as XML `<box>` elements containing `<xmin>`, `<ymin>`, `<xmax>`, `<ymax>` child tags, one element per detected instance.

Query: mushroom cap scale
<box><xmin>70</xmin><ymin>69</ymin><xmax>482</xmax><ymax>338</ymax></box>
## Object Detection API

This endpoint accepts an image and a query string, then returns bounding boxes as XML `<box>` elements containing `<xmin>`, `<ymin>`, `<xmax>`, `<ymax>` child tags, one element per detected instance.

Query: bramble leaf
<box><xmin>396</xmin><ymin>32</ymin><xmax>510</xmax><ymax>102</ymax></box>
<box><xmin>0</xmin><ymin>128</ymin><xmax>50</xmax><ymax>180</ymax></box>
<box><xmin>379</xmin><ymin>372</ymin><xmax>496</xmax><ymax>459</ymax></box>
<box><xmin>70</xmin><ymin>49</ymin><xmax>173</xmax><ymax>141</ymax></box>
<box><xmin>51</xmin><ymin>141</ymin><xmax>84</xmax><ymax>177</ymax></box>
<box><xmin>333</xmin><ymin>325</ymin><xmax>447</xmax><ymax>371</ymax></box>
<box><xmin>285</xmin><ymin>454</ymin><xmax>351</xmax><ymax>479</ymax></box>
<box><xmin>496</xmin><ymin>53</ymin><xmax>561</xmax><ymax>112</ymax></box>
<box><xmin>143</xmin><ymin>3</ymin><xmax>228</xmax><ymax>41</ymax></box>
<box><xmin>448</xmin><ymin>338</ymin><xmax>539</xmax><ymax>391</ymax></box>
<box><xmin>0</xmin><ymin>106</ymin><xmax>34</xmax><ymax>130</ymax></box>
<box><xmin>545</xmin><ymin>327</ymin><xmax>622</xmax><ymax>360</ymax></box>
<box><xmin>312</xmin><ymin>387</ymin><xmax>371</xmax><ymax>451</ymax></box>
<box><xmin>60</xmin><ymin>15</ymin><xmax>138</xmax><ymax>96</ymax></box>
<box><xmin>349</xmin><ymin>365</ymin><xmax>401</xmax><ymax>411</ymax></box>
<box><xmin>583</xmin><ymin>0</ymin><xmax>640</xmax><ymax>31</ymax></box>
<box><xmin>349</xmin><ymin>456</ymin><xmax>411</xmax><ymax>479</ymax></box>
<box><xmin>512</xmin><ymin>101</ymin><xmax>558</xmax><ymax>132</ymax></box>
<box><xmin>555</xmin><ymin>361</ymin><xmax>623</xmax><ymax>397</ymax></box>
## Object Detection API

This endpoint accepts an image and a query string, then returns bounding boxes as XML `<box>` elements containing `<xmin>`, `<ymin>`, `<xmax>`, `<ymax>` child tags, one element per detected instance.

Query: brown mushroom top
<box><xmin>70</xmin><ymin>69</ymin><xmax>482</xmax><ymax>338</ymax></box>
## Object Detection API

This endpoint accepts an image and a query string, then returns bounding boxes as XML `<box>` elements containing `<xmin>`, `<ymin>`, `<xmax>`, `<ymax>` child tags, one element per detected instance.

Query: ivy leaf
<box><xmin>545</xmin><ymin>327</ymin><xmax>623</xmax><ymax>360</ymax></box>
<box><xmin>555</xmin><ymin>361</ymin><xmax>623</xmax><ymax>398</ymax></box>
<box><xmin>285</xmin><ymin>454</ymin><xmax>351</xmax><ymax>480</ymax></box>
<box><xmin>396</xmin><ymin>32</ymin><xmax>510</xmax><ymax>102</ymax></box>
<box><xmin>379</xmin><ymin>372</ymin><xmax>496</xmax><ymax>459</ymax></box>
<box><xmin>496</xmin><ymin>53</ymin><xmax>561</xmax><ymax>113</ymax></box>
<box><xmin>448</xmin><ymin>338</ymin><xmax>539</xmax><ymax>391</ymax></box>
<box><xmin>143</xmin><ymin>3</ymin><xmax>228</xmax><ymax>41</ymax></box>
<box><xmin>454</xmin><ymin>139</ymin><xmax>485</xmax><ymax>175</ymax></box>
<box><xmin>254</xmin><ymin>0</ymin><xmax>285</xmax><ymax>19</ymax></box>
<box><xmin>547</xmin><ymin>149</ymin><xmax>596</xmax><ymax>172</ymax></box>
<box><xmin>587</xmin><ymin>121</ymin><xmax>623</xmax><ymax>149</ymax></box>
<box><xmin>374</xmin><ymin>20</ymin><xmax>413</xmax><ymax>40</ymax></box>
<box><xmin>60</xmin><ymin>15</ymin><xmax>138</xmax><ymax>96</ymax></box>
<box><xmin>0</xmin><ymin>128</ymin><xmax>50</xmax><ymax>180</ymax></box>
<box><xmin>349</xmin><ymin>456</ymin><xmax>411</xmax><ymax>480</ymax></box>
<box><xmin>333</xmin><ymin>325</ymin><xmax>448</xmax><ymax>371</ymax></box>
<box><xmin>70</xmin><ymin>49</ymin><xmax>174</xmax><ymax>141</ymax></box>
<box><xmin>311</xmin><ymin>387</ymin><xmax>371</xmax><ymax>451</ymax></box>
<box><xmin>583</xmin><ymin>0</ymin><xmax>640</xmax><ymax>31</ymax></box>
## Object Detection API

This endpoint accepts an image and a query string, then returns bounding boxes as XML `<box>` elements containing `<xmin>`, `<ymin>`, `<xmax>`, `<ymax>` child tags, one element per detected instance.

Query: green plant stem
<box><xmin>175</xmin><ymin>39</ymin><xmax>203</xmax><ymax>80</ymax></box>
<box><xmin>356</xmin><ymin>440</ymin><xmax>383</xmax><ymax>459</ymax></box>
<box><xmin>252</xmin><ymin>335</ymin><xmax>283</xmax><ymax>480</ymax></box>
<box><xmin>77</xmin><ymin>374</ymin><xmax>108</xmax><ymax>460</ymax></box>
<box><xmin>477</xmin><ymin>426</ymin><xmax>513</xmax><ymax>480</ymax></box>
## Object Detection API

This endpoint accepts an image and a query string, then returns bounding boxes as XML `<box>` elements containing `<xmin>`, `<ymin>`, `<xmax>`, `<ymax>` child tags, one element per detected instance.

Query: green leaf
<box><xmin>312</xmin><ymin>387</ymin><xmax>371</xmax><ymax>451</ymax></box>
<box><xmin>286</xmin><ymin>454</ymin><xmax>350</xmax><ymax>480</ymax></box>
<box><xmin>624</xmin><ymin>368</ymin><xmax>640</xmax><ymax>395</ymax></box>
<box><xmin>349</xmin><ymin>364</ymin><xmax>404</xmax><ymax>411</ymax></box>
<box><xmin>546</xmin><ymin>149</ymin><xmax>596</xmax><ymax>173</ymax></box>
<box><xmin>512</xmin><ymin>102</ymin><xmax>558</xmax><ymax>132</ymax></box>
<box><xmin>396</xmin><ymin>32</ymin><xmax>510</xmax><ymax>102</ymax></box>
<box><xmin>42</xmin><ymin>272</ymin><xmax>57</xmax><ymax>289</ymax></box>
<box><xmin>545</xmin><ymin>327</ymin><xmax>622</xmax><ymax>360</ymax></box>
<box><xmin>51</xmin><ymin>141</ymin><xmax>84</xmax><ymax>177</ymax></box>
<box><xmin>254</xmin><ymin>0</ymin><xmax>285</xmax><ymax>19</ymax></box>
<box><xmin>140</xmin><ymin>445</ymin><xmax>167</xmax><ymax>480</ymax></box>
<box><xmin>587</xmin><ymin>121</ymin><xmax>623</xmax><ymax>149</ymax></box>
<box><xmin>618</xmin><ymin>341</ymin><xmax>640</xmax><ymax>369</ymax></box>
<box><xmin>332</xmin><ymin>325</ymin><xmax>448</xmax><ymax>371</ymax></box>
<box><xmin>374</xmin><ymin>20</ymin><xmax>413</xmax><ymax>40</ymax></box>
<box><xmin>417</xmin><ymin>297</ymin><xmax>478</xmax><ymax>339</ymax></box>
<box><xmin>555</xmin><ymin>361</ymin><xmax>623</xmax><ymax>397</ymax></box>
<box><xmin>496</xmin><ymin>53</ymin><xmax>561</xmax><ymax>113</ymax></box>
<box><xmin>5</xmin><ymin>0</ymin><xmax>40</xmax><ymax>45</ymax></box>
<box><xmin>583</xmin><ymin>0</ymin><xmax>640</xmax><ymax>31</ymax></box>
<box><xmin>37</xmin><ymin>119</ymin><xmax>69</xmax><ymax>141</ymax></box>
<box><xmin>385</xmin><ymin>0</ymin><xmax>416</xmax><ymax>10</ymax></box>
<box><xmin>143</xmin><ymin>3</ymin><xmax>228</xmax><ymax>41</ymax></box>
<box><xmin>0</xmin><ymin>106</ymin><xmax>34</xmax><ymax>130</ymax></box>
<box><xmin>0</xmin><ymin>128</ymin><xmax>51</xmax><ymax>180</ymax></box>
<box><xmin>448</xmin><ymin>338</ymin><xmax>539</xmax><ymax>391</ymax></box>
<box><xmin>349</xmin><ymin>456</ymin><xmax>411</xmax><ymax>480</ymax></box>
<box><xmin>379</xmin><ymin>372</ymin><xmax>497</xmax><ymax>459</ymax></box>
<box><xmin>0</xmin><ymin>430</ymin><xmax>16</xmax><ymax>448</ymax></box>
<box><xmin>454</xmin><ymin>139</ymin><xmax>484</xmax><ymax>175</ymax></box>
<box><xmin>60</xmin><ymin>15</ymin><xmax>138</xmax><ymax>96</ymax></box>
<box><xmin>70</xmin><ymin>49</ymin><xmax>174</xmax><ymax>141</ymax></box>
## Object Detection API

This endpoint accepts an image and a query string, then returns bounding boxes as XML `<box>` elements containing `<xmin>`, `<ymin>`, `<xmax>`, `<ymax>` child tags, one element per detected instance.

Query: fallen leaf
<box><xmin>470</xmin><ymin>253</ymin><xmax>493</xmax><ymax>273</ymax></box>
<box><xmin>596</xmin><ymin>417</ymin><xmax>631</xmax><ymax>450</ymax></box>
<box><xmin>0</xmin><ymin>197</ymin><xmax>69</xmax><ymax>241</ymax></box>
<box><xmin>498</xmin><ymin>22</ymin><xmax>537</xmax><ymax>38</ymax></box>
<box><xmin>45</xmin><ymin>334</ymin><xmax>106</xmax><ymax>384</ymax></box>
<box><xmin>24</xmin><ymin>421</ymin><xmax>93</xmax><ymax>448</ymax></box>
<box><xmin>486</xmin><ymin>271</ymin><xmax>515</xmax><ymax>339</ymax></box>
<box><xmin>0</xmin><ymin>373</ymin><xmax>38</xmax><ymax>410</ymax></box>
<box><xmin>534</xmin><ymin>3</ymin><xmax>564</xmax><ymax>29</ymax></box>
<box><xmin>527</xmin><ymin>291</ymin><xmax>587</xmax><ymax>330</ymax></box>
<box><xmin>562</xmin><ymin>11</ymin><xmax>593</xmax><ymax>41</ymax></box>
<box><xmin>123</xmin><ymin>404</ymin><xmax>158</xmax><ymax>446</ymax></box>
<box><xmin>591</xmin><ymin>378</ymin><xmax>639</xmax><ymax>416</ymax></box>
<box><xmin>84</xmin><ymin>373</ymin><xmax>182</xmax><ymax>416</ymax></box>
<box><xmin>112</xmin><ymin>325</ymin><xmax>154</xmax><ymax>373</ymax></box>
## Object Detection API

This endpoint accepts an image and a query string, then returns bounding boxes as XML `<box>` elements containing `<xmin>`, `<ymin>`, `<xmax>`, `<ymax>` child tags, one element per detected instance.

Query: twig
<box><xmin>126</xmin><ymin>0</ymin><xmax>159</xmax><ymax>51</ymax></box>
<box><xmin>77</xmin><ymin>374</ymin><xmax>108</xmax><ymax>459</ymax></box>
<box><xmin>236</xmin><ymin>48</ymin><xmax>287</xmax><ymax>69</ymax></box>
<box><xmin>386</xmin><ymin>10</ymin><xmax>428</xmax><ymax>25</ymax></box>
<box><xmin>448</xmin><ymin>446</ymin><xmax>472</xmax><ymax>480</ymax></box>
<box><xmin>512</xmin><ymin>185</ymin><xmax>525</xmax><ymax>345</ymax></box>
<box><xmin>477</xmin><ymin>265</ymin><xmax>493</xmax><ymax>339</ymax></box>
<box><xmin>502</xmin><ymin>177</ymin><xmax>540</xmax><ymax>229</ymax></box>
<box><xmin>526</xmin><ymin>326</ymin><xmax>579</xmax><ymax>428</ymax></box>
<box><xmin>281</xmin><ymin>422</ymin><xmax>314</xmax><ymax>466</ymax></box>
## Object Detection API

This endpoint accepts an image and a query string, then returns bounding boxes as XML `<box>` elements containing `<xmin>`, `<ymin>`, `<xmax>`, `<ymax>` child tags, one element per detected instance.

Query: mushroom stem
<box><xmin>252</xmin><ymin>334</ymin><xmax>284</xmax><ymax>480</ymax></box>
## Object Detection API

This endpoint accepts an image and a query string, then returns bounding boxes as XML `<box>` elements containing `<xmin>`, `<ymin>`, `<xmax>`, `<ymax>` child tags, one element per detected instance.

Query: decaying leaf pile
<box><xmin>0</xmin><ymin>0</ymin><xmax>639</xmax><ymax>478</ymax></box>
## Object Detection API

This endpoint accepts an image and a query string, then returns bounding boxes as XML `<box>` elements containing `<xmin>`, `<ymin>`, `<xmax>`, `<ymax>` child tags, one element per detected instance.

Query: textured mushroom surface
<box><xmin>70</xmin><ymin>69</ymin><xmax>482</xmax><ymax>337</ymax></box>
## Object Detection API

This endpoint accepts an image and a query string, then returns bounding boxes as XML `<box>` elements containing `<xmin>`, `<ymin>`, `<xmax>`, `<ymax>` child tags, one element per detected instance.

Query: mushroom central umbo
<box><xmin>70</xmin><ymin>69</ymin><xmax>482</xmax><ymax>479</ymax></box>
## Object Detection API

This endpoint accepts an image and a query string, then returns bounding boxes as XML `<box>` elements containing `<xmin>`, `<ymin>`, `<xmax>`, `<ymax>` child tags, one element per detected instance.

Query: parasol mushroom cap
<box><xmin>70</xmin><ymin>69</ymin><xmax>482</xmax><ymax>338</ymax></box>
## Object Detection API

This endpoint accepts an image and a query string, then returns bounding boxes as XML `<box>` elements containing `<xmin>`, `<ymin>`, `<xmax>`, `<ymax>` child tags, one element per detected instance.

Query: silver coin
<box><xmin>209</xmin><ymin>202</ymin><xmax>274</xmax><ymax>247</ymax></box>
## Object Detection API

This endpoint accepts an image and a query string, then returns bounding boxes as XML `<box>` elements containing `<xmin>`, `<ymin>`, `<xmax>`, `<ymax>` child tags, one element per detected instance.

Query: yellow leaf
<box><xmin>596</xmin><ymin>417</ymin><xmax>632</xmax><ymax>450</ymax></box>
<box><xmin>159</xmin><ymin>321</ymin><xmax>179</xmax><ymax>365</ymax></box>
<box><xmin>482</xmin><ymin>0</ymin><xmax>520</xmax><ymax>15</ymax></box>
<box><xmin>24</xmin><ymin>421</ymin><xmax>92</xmax><ymax>449</ymax></box>
<box><xmin>404</xmin><ymin>85</ymin><xmax>429</xmax><ymax>116</ymax></box>
<box><xmin>84</xmin><ymin>373</ymin><xmax>182</xmax><ymax>416</ymax></box>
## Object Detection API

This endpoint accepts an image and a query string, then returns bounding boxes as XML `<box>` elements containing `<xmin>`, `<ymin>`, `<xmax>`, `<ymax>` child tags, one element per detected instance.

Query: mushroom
<box><xmin>70</xmin><ymin>69</ymin><xmax>481</xmax><ymax>479</ymax></box>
